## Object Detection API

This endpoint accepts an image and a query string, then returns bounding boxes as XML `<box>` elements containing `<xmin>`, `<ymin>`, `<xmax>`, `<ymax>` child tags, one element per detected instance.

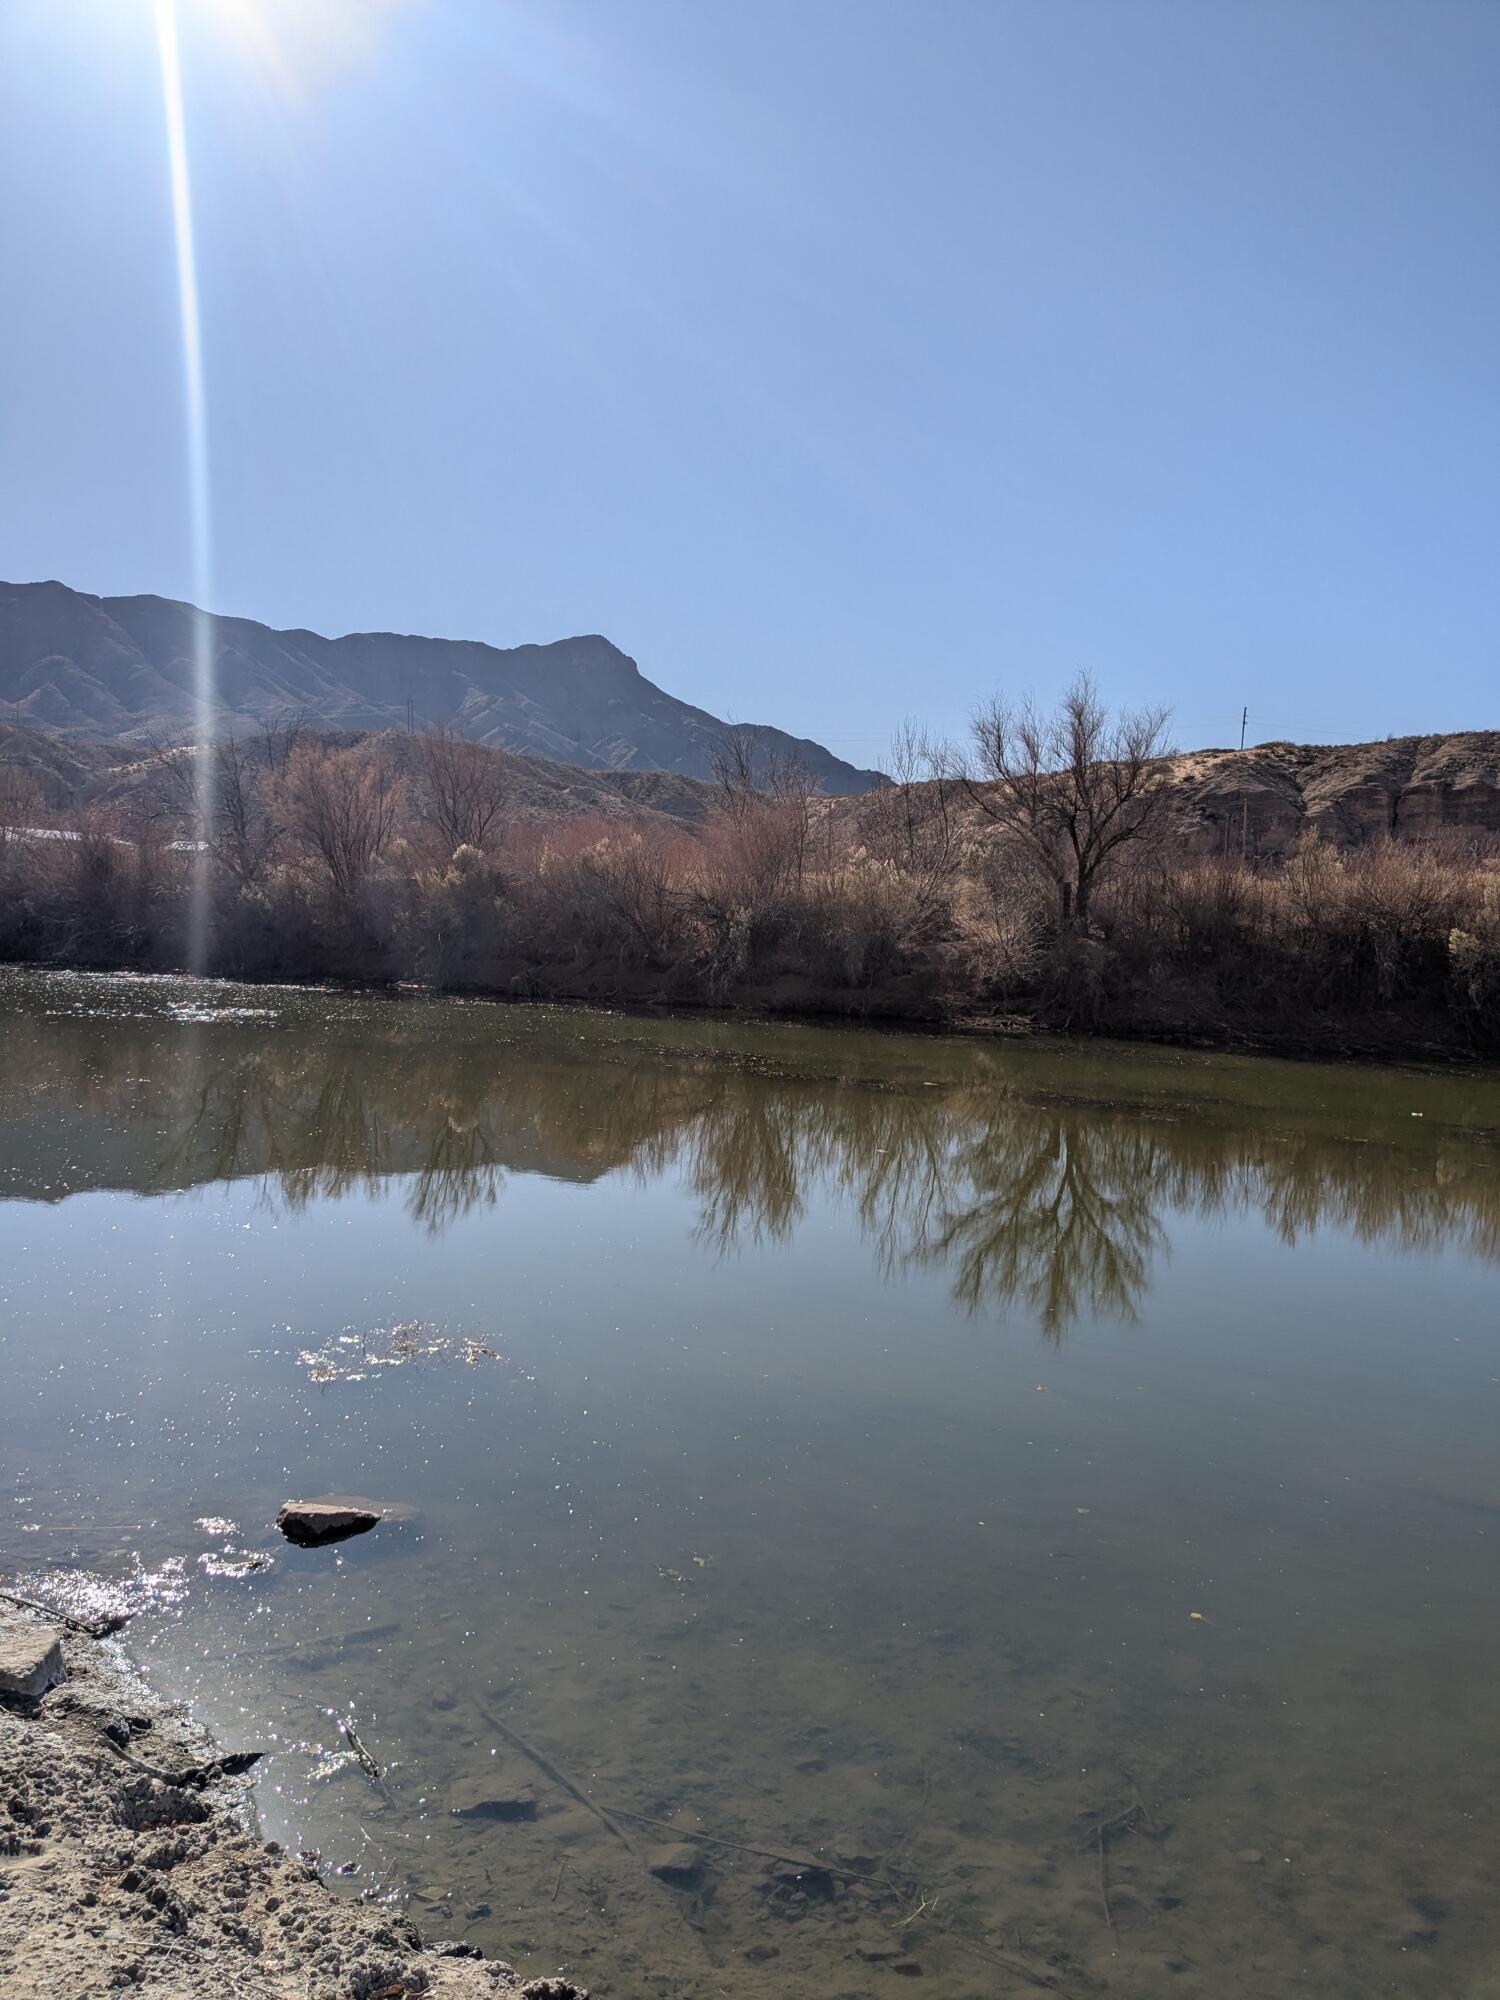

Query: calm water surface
<box><xmin>1</xmin><ymin>968</ymin><xmax>1498</xmax><ymax>1998</ymax></box>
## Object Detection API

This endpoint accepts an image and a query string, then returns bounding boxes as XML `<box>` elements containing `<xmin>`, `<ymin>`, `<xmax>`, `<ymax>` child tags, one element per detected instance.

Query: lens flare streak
<box><xmin>154</xmin><ymin>0</ymin><xmax>216</xmax><ymax>971</ymax></box>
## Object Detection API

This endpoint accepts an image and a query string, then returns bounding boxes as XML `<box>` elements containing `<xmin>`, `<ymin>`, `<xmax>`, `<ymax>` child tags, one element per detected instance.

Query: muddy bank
<box><xmin>0</xmin><ymin>1603</ymin><xmax>583</xmax><ymax>2000</ymax></box>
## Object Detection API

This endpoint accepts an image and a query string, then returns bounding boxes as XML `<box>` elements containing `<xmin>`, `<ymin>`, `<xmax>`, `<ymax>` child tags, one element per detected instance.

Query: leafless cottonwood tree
<box><xmin>965</xmin><ymin>673</ymin><xmax>1173</xmax><ymax>923</ymax></box>
<box><xmin>411</xmin><ymin>724</ymin><xmax>508</xmax><ymax>854</ymax></box>
<box><xmin>143</xmin><ymin>728</ymin><xmax>297</xmax><ymax>887</ymax></box>
<box><xmin>277</xmin><ymin>741</ymin><xmax>398</xmax><ymax>898</ymax></box>
<box><xmin>257</xmin><ymin>712</ymin><xmax>306</xmax><ymax>775</ymax></box>
<box><xmin>885</xmin><ymin>719</ymin><xmax>959</xmax><ymax>865</ymax></box>
<box><xmin>706</xmin><ymin>726</ymin><xmax>760</xmax><ymax>819</ymax></box>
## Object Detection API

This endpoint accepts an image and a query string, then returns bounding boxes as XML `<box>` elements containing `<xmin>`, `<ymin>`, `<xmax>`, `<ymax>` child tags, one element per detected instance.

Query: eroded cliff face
<box><xmin>1166</xmin><ymin>733</ymin><xmax>1500</xmax><ymax>857</ymax></box>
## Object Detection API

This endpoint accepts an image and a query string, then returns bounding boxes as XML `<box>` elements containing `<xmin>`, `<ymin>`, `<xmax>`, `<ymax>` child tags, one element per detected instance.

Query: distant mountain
<box><xmin>0</xmin><ymin>579</ymin><xmax>885</xmax><ymax>794</ymax></box>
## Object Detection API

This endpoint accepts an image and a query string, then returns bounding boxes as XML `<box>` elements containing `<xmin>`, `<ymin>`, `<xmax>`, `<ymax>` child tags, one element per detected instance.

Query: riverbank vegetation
<box><xmin>2</xmin><ymin>683</ymin><xmax>1497</xmax><ymax>1057</ymax></box>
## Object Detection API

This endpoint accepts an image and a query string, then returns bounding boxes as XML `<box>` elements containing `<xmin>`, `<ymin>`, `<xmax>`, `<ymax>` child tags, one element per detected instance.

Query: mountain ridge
<box><xmin>0</xmin><ymin>578</ymin><xmax>884</xmax><ymax>794</ymax></box>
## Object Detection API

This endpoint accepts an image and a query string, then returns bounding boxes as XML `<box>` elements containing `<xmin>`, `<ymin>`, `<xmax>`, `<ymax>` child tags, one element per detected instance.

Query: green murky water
<box><xmin>2</xmin><ymin>967</ymin><xmax>1498</xmax><ymax>1997</ymax></box>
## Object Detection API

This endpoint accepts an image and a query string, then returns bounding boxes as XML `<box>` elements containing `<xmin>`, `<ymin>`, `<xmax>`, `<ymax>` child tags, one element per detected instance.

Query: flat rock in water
<box><xmin>648</xmin><ymin>1842</ymin><xmax>704</xmax><ymax>1886</ymax></box>
<box><xmin>828</xmin><ymin>1832</ymin><xmax>877</xmax><ymax>1870</ymax></box>
<box><xmin>449</xmin><ymin>1774</ymin><xmax>540</xmax><ymax>1821</ymax></box>
<box><xmin>275</xmin><ymin>1499</ymin><xmax>381</xmax><ymax>1547</ymax></box>
<box><xmin>0</xmin><ymin>1616</ymin><xmax>66</xmax><ymax>1700</ymax></box>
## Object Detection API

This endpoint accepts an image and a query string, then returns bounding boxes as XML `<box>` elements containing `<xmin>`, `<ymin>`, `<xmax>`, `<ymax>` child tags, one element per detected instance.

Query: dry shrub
<box><xmin>589</xmin><ymin>829</ymin><xmax>692</xmax><ymax>965</ymax></box>
<box><xmin>1448</xmin><ymin>877</ymin><xmax>1500</xmax><ymax>1046</ymax></box>
<box><xmin>0</xmin><ymin>826</ymin><xmax>51</xmax><ymax>960</ymax></box>
<box><xmin>697</xmin><ymin>803</ymin><xmax>808</xmax><ymax>915</ymax></box>
<box><xmin>946</xmin><ymin>874</ymin><xmax>1040</xmax><ymax>995</ymax></box>
<box><xmin>472</xmin><ymin>822</ymin><xmax>695</xmax><ymax>976</ymax></box>
<box><xmin>387</xmin><ymin>843</ymin><xmax>509</xmax><ymax>988</ymax></box>
<box><xmin>797</xmin><ymin>854</ymin><xmax>935</xmax><ymax>988</ymax></box>
<box><xmin>1163</xmin><ymin>862</ymin><xmax>1276</xmax><ymax>961</ymax></box>
<box><xmin>1272</xmin><ymin>838</ymin><xmax>1479</xmax><ymax>1001</ymax></box>
<box><xmin>43</xmin><ymin>815</ymin><xmax>183</xmax><ymax>968</ymax></box>
<box><xmin>4</xmin><ymin>750</ymin><xmax>1500</xmax><ymax>1054</ymax></box>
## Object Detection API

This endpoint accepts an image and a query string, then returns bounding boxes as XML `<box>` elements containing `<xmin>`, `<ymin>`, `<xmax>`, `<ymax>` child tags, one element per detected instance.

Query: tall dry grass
<box><xmin>1</xmin><ymin>736</ymin><xmax>1496</xmax><ymax>1055</ymax></box>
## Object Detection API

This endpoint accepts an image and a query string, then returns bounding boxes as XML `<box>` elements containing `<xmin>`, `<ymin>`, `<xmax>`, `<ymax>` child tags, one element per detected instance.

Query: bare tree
<box><xmin>767</xmin><ymin>746</ymin><xmax>819</xmax><ymax>890</ymax></box>
<box><xmin>707</xmin><ymin>727</ymin><xmax>762</xmax><ymax>821</ymax></box>
<box><xmin>210</xmin><ymin>736</ymin><xmax>282</xmax><ymax>884</ymax></box>
<box><xmin>257</xmin><ymin>713</ymin><xmax>306</xmax><ymax>776</ymax></box>
<box><xmin>965</xmin><ymin>674</ymin><xmax>1173</xmax><ymax>922</ymax></box>
<box><xmin>0</xmin><ymin>762</ymin><xmax>44</xmax><ymax>834</ymax></box>
<box><xmin>142</xmin><ymin>733</ymin><xmax>282</xmax><ymax>886</ymax></box>
<box><xmin>411</xmin><ymin>724</ymin><xmax>508</xmax><ymax>853</ymax></box>
<box><xmin>860</xmin><ymin>718</ymin><xmax>959</xmax><ymax>920</ymax></box>
<box><xmin>277</xmin><ymin>742</ymin><xmax>398</xmax><ymax>898</ymax></box>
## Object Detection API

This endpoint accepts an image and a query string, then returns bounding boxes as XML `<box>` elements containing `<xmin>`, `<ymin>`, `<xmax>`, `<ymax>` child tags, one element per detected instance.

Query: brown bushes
<box><xmin>1448</xmin><ymin>883</ymin><xmax>1500</xmax><ymax>1045</ymax></box>
<box><xmin>1135</xmin><ymin>840</ymin><xmax>1491</xmax><ymax>1021</ymax></box>
<box><xmin>1</xmin><ymin>745</ymin><xmax>1497</xmax><ymax>1057</ymax></box>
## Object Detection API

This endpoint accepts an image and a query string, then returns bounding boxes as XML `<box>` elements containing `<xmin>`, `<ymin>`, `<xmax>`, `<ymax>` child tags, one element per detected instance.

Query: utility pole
<box><xmin>1239</xmin><ymin>705</ymin><xmax>1248</xmax><ymax>752</ymax></box>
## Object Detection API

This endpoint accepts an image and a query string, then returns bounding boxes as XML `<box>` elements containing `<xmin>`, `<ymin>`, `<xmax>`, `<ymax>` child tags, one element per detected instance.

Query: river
<box><xmin>2</xmin><ymin>967</ymin><xmax>1497</xmax><ymax>1998</ymax></box>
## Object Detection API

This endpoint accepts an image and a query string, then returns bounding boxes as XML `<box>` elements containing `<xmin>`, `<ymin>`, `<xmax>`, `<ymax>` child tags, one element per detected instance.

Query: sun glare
<box><xmin>152</xmin><ymin>0</ymin><xmax>216</xmax><ymax>973</ymax></box>
<box><xmin>147</xmin><ymin>0</ymin><xmax>414</xmax><ymax>976</ymax></box>
<box><xmin>188</xmin><ymin>0</ymin><xmax>414</xmax><ymax>91</ymax></box>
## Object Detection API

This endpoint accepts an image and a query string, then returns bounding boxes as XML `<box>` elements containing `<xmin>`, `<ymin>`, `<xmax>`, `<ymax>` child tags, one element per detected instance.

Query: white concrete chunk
<box><xmin>0</xmin><ymin>1616</ymin><xmax>66</xmax><ymax>1701</ymax></box>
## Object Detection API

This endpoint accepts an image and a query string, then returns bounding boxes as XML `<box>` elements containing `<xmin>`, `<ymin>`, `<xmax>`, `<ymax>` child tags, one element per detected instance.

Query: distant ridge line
<box><xmin>0</xmin><ymin>578</ymin><xmax>886</xmax><ymax>795</ymax></box>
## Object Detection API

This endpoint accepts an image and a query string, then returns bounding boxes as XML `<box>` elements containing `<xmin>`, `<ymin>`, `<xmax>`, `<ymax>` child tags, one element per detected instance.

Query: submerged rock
<box><xmin>764</xmin><ymin>1856</ymin><xmax>839</xmax><ymax>1908</ymax></box>
<box><xmin>828</xmin><ymin>1832</ymin><xmax>878</xmax><ymax>1871</ymax></box>
<box><xmin>648</xmin><ymin>1842</ymin><xmax>705</xmax><ymax>1887</ymax></box>
<box><xmin>449</xmin><ymin>1774</ymin><xmax>540</xmax><ymax>1822</ymax></box>
<box><xmin>275</xmin><ymin>1499</ymin><xmax>381</xmax><ymax>1547</ymax></box>
<box><xmin>0</xmin><ymin>1615</ymin><xmax>66</xmax><ymax>1701</ymax></box>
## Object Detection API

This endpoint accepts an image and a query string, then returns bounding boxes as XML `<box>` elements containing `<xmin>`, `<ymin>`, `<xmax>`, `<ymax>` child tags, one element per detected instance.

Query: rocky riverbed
<box><xmin>0</xmin><ymin>1601</ymin><xmax>585</xmax><ymax>2000</ymax></box>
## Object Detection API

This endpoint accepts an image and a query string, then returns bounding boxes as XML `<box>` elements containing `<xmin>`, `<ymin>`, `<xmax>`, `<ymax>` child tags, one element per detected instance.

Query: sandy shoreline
<box><xmin>0</xmin><ymin>1600</ymin><xmax>585</xmax><ymax>2000</ymax></box>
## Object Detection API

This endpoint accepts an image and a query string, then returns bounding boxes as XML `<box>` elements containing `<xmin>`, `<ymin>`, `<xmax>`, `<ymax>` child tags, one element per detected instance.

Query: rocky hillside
<box><xmin>0</xmin><ymin>721</ymin><xmax>717</xmax><ymax>829</ymax></box>
<box><xmin>1164</xmin><ymin>734</ymin><xmax>1500</xmax><ymax>857</ymax></box>
<box><xmin>844</xmin><ymin>733</ymin><xmax>1500</xmax><ymax>858</ymax></box>
<box><xmin>0</xmin><ymin>579</ymin><xmax>883</xmax><ymax>794</ymax></box>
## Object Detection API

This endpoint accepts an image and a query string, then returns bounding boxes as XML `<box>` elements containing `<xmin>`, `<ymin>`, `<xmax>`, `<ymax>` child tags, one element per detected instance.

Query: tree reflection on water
<box><xmin>3</xmin><ymin>980</ymin><xmax>1498</xmax><ymax>1338</ymax></box>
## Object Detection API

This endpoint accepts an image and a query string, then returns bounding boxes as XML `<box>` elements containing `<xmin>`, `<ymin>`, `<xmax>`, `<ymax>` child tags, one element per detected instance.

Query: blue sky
<box><xmin>1</xmin><ymin>0</ymin><xmax>1496</xmax><ymax>765</ymax></box>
